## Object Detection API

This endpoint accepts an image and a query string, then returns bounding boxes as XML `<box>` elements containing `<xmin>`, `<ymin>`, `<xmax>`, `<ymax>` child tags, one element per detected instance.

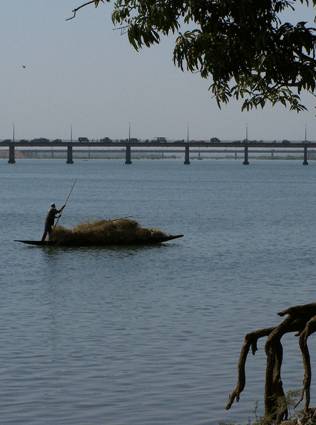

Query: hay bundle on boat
<box><xmin>50</xmin><ymin>218</ymin><xmax>169</xmax><ymax>246</ymax></box>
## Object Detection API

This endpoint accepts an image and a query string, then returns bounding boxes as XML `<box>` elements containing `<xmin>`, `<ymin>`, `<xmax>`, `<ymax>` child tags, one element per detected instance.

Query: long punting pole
<box><xmin>54</xmin><ymin>179</ymin><xmax>77</xmax><ymax>228</ymax></box>
<box><xmin>64</xmin><ymin>179</ymin><xmax>77</xmax><ymax>207</ymax></box>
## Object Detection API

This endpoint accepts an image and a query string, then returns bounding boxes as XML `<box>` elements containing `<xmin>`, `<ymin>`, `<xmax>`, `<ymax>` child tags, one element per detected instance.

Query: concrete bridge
<box><xmin>1</xmin><ymin>140</ymin><xmax>314</xmax><ymax>165</ymax></box>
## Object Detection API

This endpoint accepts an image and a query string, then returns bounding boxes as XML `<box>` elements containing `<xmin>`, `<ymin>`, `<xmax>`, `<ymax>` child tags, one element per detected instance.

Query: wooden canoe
<box><xmin>14</xmin><ymin>234</ymin><xmax>183</xmax><ymax>247</ymax></box>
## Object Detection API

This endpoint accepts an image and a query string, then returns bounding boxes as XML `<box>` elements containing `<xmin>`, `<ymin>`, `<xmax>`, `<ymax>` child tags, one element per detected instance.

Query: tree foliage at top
<box><xmin>71</xmin><ymin>0</ymin><xmax>316</xmax><ymax>112</ymax></box>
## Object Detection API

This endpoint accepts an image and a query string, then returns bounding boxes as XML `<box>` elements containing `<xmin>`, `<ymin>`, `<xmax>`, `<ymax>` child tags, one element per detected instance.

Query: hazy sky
<box><xmin>1</xmin><ymin>1</ymin><xmax>316</xmax><ymax>141</ymax></box>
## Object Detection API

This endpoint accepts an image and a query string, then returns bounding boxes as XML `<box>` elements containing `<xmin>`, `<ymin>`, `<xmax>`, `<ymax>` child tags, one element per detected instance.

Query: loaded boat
<box><xmin>15</xmin><ymin>218</ymin><xmax>183</xmax><ymax>247</ymax></box>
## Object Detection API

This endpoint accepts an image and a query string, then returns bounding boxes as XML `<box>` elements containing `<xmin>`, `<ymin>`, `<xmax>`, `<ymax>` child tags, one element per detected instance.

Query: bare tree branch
<box><xmin>66</xmin><ymin>0</ymin><xmax>104</xmax><ymax>21</ymax></box>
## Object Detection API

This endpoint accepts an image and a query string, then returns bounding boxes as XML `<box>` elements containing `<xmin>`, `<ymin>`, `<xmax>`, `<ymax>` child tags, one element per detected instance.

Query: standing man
<box><xmin>41</xmin><ymin>203</ymin><xmax>65</xmax><ymax>242</ymax></box>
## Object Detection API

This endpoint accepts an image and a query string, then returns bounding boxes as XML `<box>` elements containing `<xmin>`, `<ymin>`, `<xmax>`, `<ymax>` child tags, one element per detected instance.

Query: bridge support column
<box><xmin>184</xmin><ymin>145</ymin><xmax>190</xmax><ymax>165</ymax></box>
<box><xmin>243</xmin><ymin>146</ymin><xmax>249</xmax><ymax>165</ymax></box>
<box><xmin>303</xmin><ymin>146</ymin><xmax>308</xmax><ymax>165</ymax></box>
<box><xmin>125</xmin><ymin>144</ymin><xmax>132</xmax><ymax>164</ymax></box>
<box><xmin>66</xmin><ymin>145</ymin><xmax>74</xmax><ymax>164</ymax></box>
<box><xmin>8</xmin><ymin>144</ymin><xmax>15</xmax><ymax>164</ymax></box>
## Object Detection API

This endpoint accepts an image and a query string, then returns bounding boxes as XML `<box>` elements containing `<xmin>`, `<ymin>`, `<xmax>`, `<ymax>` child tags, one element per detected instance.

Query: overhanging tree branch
<box><xmin>69</xmin><ymin>0</ymin><xmax>316</xmax><ymax>111</ymax></box>
<box><xmin>66</xmin><ymin>0</ymin><xmax>105</xmax><ymax>21</ymax></box>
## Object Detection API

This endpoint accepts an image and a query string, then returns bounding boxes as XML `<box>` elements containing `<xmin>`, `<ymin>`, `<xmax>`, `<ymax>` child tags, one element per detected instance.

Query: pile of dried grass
<box><xmin>50</xmin><ymin>218</ymin><xmax>168</xmax><ymax>245</ymax></box>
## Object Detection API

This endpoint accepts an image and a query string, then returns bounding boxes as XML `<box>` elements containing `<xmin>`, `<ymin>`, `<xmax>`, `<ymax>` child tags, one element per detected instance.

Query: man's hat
<box><xmin>50</xmin><ymin>203</ymin><xmax>55</xmax><ymax>208</ymax></box>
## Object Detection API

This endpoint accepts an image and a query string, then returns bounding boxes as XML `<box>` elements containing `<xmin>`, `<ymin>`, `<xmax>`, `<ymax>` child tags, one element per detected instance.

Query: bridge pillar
<box><xmin>66</xmin><ymin>145</ymin><xmax>74</xmax><ymax>164</ymax></box>
<box><xmin>303</xmin><ymin>146</ymin><xmax>308</xmax><ymax>165</ymax></box>
<box><xmin>243</xmin><ymin>146</ymin><xmax>249</xmax><ymax>165</ymax></box>
<box><xmin>8</xmin><ymin>144</ymin><xmax>15</xmax><ymax>164</ymax></box>
<box><xmin>184</xmin><ymin>145</ymin><xmax>190</xmax><ymax>164</ymax></box>
<box><xmin>125</xmin><ymin>144</ymin><xmax>132</xmax><ymax>164</ymax></box>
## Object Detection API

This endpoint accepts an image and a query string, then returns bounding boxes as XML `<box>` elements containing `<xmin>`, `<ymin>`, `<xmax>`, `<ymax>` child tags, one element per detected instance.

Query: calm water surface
<box><xmin>1</xmin><ymin>158</ymin><xmax>316</xmax><ymax>425</ymax></box>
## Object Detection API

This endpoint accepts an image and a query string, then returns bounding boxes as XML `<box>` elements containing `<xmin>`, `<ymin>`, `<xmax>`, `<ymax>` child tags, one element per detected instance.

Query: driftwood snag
<box><xmin>226</xmin><ymin>303</ymin><xmax>316</xmax><ymax>424</ymax></box>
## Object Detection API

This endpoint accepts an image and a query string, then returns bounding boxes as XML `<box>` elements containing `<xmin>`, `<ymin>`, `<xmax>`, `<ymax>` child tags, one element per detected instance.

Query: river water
<box><xmin>1</xmin><ymin>158</ymin><xmax>316</xmax><ymax>425</ymax></box>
